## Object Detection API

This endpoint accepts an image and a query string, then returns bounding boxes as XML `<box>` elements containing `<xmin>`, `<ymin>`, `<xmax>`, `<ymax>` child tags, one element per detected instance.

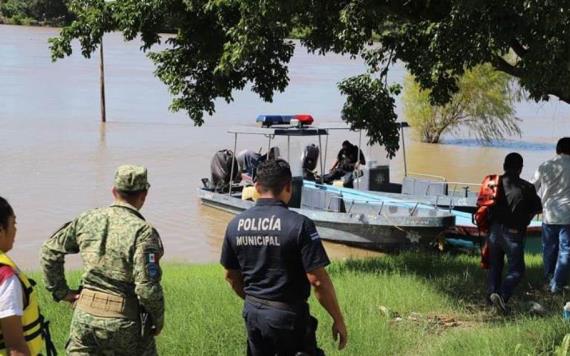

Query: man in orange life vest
<box><xmin>487</xmin><ymin>153</ymin><xmax>542</xmax><ymax>314</ymax></box>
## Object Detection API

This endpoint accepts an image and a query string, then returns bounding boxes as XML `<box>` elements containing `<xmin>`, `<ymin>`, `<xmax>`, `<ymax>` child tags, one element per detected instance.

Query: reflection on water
<box><xmin>0</xmin><ymin>25</ymin><xmax>569</xmax><ymax>269</ymax></box>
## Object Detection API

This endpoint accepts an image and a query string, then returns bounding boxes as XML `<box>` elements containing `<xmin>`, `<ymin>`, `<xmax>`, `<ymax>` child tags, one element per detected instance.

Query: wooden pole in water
<box><xmin>100</xmin><ymin>38</ymin><xmax>106</xmax><ymax>123</ymax></box>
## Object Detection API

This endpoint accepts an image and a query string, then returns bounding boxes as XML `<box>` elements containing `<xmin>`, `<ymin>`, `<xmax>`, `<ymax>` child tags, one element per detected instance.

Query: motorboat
<box><xmin>198</xmin><ymin>116</ymin><xmax>456</xmax><ymax>250</ymax></box>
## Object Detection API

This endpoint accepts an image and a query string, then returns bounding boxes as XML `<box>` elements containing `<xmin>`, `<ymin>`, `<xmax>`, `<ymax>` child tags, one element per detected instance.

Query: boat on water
<box><xmin>198</xmin><ymin>116</ymin><xmax>455</xmax><ymax>250</ymax></box>
<box><xmin>197</xmin><ymin>114</ymin><xmax>542</xmax><ymax>250</ymax></box>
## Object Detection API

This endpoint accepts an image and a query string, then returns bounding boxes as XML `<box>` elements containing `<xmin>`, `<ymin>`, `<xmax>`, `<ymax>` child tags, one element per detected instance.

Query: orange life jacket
<box><xmin>473</xmin><ymin>174</ymin><xmax>502</xmax><ymax>269</ymax></box>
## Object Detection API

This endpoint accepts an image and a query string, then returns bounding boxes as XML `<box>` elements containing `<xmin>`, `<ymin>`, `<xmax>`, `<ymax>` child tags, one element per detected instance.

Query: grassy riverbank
<box><xmin>30</xmin><ymin>252</ymin><xmax>570</xmax><ymax>355</ymax></box>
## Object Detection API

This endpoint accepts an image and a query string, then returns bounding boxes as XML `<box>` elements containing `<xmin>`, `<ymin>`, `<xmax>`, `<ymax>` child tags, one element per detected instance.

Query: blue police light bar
<box><xmin>256</xmin><ymin>115</ymin><xmax>293</xmax><ymax>127</ymax></box>
<box><xmin>256</xmin><ymin>114</ymin><xmax>314</xmax><ymax>127</ymax></box>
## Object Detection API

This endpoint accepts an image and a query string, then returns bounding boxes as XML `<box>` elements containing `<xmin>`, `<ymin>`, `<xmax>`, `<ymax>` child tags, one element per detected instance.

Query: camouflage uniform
<box><xmin>40</xmin><ymin>165</ymin><xmax>164</xmax><ymax>355</ymax></box>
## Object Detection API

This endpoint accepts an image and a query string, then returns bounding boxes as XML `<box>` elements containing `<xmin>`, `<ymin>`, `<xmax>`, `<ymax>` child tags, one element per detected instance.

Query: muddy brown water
<box><xmin>1</xmin><ymin>25</ymin><xmax>569</xmax><ymax>269</ymax></box>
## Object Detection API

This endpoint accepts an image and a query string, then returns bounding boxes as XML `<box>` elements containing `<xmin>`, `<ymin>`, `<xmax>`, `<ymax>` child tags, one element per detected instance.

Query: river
<box><xmin>1</xmin><ymin>25</ymin><xmax>569</xmax><ymax>269</ymax></box>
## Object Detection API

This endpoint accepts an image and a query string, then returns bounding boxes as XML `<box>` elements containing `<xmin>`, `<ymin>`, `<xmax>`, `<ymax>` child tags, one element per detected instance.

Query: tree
<box><xmin>403</xmin><ymin>64</ymin><xmax>521</xmax><ymax>144</ymax></box>
<box><xmin>49</xmin><ymin>0</ymin><xmax>570</xmax><ymax>158</ymax></box>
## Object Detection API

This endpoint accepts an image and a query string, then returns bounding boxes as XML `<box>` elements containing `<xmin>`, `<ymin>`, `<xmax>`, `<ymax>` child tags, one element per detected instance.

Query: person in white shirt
<box><xmin>532</xmin><ymin>137</ymin><xmax>570</xmax><ymax>293</ymax></box>
<box><xmin>0</xmin><ymin>197</ymin><xmax>29</xmax><ymax>356</ymax></box>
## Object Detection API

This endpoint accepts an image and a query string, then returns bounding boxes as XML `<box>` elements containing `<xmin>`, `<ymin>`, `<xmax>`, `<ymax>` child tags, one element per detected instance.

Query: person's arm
<box><xmin>220</xmin><ymin>223</ymin><xmax>244</xmax><ymax>298</ymax></box>
<box><xmin>133</xmin><ymin>227</ymin><xmax>165</xmax><ymax>335</ymax></box>
<box><xmin>0</xmin><ymin>316</ymin><xmax>30</xmax><ymax>356</ymax></box>
<box><xmin>331</xmin><ymin>149</ymin><xmax>344</xmax><ymax>170</ymax></box>
<box><xmin>358</xmin><ymin>149</ymin><xmax>366</xmax><ymax>167</ymax></box>
<box><xmin>0</xmin><ymin>270</ymin><xmax>29</xmax><ymax>356</ymax></box>
<box><xmin>331</xmin><ymin>160</ymin><xmax>339</xmax><ymax>171</ymax></box>
<box><xmin>298</xmin><ymin>218</ymin><xmax>347</xmax><ymax>350</ymax></box>
<box><xmin>528</xmin><ymin>184</ymin><xmax>543</xmax><ymax>217</ymax></box>
<box><xmin>307</xmin><ymin>267</ymin><xmax>347</xmax><ymax>350</ymax></box>
<box><xmin>40</xmin><ymin>221</ymin><xmax>80</xmax><ymax>303</ymax></box>
<box><xmin>224</xmin><ymin>269</ymin><xmax>245</xmax><ymax>299</ymax></box>
<box><xmin>531</xmin><ymin>167</ymin><xmax>541</xmax><ymax>191</ymax></box>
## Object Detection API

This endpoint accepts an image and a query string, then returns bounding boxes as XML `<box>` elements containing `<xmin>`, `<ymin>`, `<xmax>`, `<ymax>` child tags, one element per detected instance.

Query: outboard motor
<box><xmin>302</xmin><ymin>144</ymin><xmax>319</xmax><ymax>181</ymax></box>
<box><xmin>210</xmin><ymin>149</ymin><xmax>240</xmax><ymax>192</ymax></box>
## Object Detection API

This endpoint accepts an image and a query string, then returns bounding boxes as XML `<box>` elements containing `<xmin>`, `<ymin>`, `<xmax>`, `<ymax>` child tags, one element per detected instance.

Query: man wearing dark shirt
<box><xmin>221</xmin><ymin>159</ymin><xmax>347</xmax><ymax>355</ymax></box>
<box><xmin>487</xmin><ymin>153</ymin><xmax>542</xmax><ymax>314</ymax></box>
<box><xmin>323</xmin><ymin>140</ymin><xmax>366</xmax><ymax>185</ymax></box>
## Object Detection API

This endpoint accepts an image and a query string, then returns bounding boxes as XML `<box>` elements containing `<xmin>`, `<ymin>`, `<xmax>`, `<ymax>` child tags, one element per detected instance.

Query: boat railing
<box><xmin>325</xmin><ymin>195</ymin><xmax>435</xmax><ymax>217</ymax></box>
<box><xmin>406</xmin><ymin>172</ymin><xmax>479</xmax><ymax>198</ymax></box>
<box><xmin>446</xmin><ymin>181</ymin><xmax>480</xmax><ymax>198</ymax></box>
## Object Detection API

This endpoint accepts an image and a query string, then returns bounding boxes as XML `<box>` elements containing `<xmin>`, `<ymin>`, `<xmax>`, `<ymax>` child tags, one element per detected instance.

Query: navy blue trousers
<box><xmin>542</xmin><ymin>224</ymin><xmax>570</xmax><ymax>292</ymax></box>
<box><xmin>243</xmin><ymin>299</ymin><xmax>323</xmax><ymax>356</ymax></box>
<box><xmin>486</xmin><ymin>223</ymin><xmax>526</xmax><ymax>302</ymax></box>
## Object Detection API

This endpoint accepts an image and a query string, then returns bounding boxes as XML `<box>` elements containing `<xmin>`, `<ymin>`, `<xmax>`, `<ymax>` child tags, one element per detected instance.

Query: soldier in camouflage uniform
<box><xmin>40</xmin><ymin>165</ymin><xmax>164</xmax><ymax>355</ymax></box>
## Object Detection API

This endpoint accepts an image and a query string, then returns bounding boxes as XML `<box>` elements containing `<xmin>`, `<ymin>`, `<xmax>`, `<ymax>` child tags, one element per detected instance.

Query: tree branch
<box><xmin>509</xmin><ymin>39</ymin><xmax>528</xmax><ymax>58</ymax></box>
<box><xmin>492</xmin><ymin>56</ymin><xmax>524</xmax><ymax>79</ymax></box>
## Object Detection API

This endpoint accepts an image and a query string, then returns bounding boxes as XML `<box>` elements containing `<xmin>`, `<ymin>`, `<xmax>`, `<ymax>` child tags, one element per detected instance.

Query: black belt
<box><xmin>245</xmin><ymin>295</ymin><xmax>306</xmax><ymax>312</ymax></box>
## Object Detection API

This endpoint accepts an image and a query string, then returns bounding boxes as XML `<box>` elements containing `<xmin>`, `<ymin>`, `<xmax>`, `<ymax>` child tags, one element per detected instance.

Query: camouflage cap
<box><xmin>114</xmin><ymin>165</ymin><xmax>151</xmax><ymax>192</ymax></box>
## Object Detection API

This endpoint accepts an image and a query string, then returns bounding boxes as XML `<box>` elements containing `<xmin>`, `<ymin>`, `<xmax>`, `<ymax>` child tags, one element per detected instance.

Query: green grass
<box><xmin>27</xmin><ymin>252</ymin><xmax>570</xmax><ymax>355</ymax></box>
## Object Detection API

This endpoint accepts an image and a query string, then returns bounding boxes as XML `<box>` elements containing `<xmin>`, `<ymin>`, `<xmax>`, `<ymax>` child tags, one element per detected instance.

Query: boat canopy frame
<box><xmin>227</xmin><ymin>126</ymin><xmax>333</xmax><ymax>195</ymax></box>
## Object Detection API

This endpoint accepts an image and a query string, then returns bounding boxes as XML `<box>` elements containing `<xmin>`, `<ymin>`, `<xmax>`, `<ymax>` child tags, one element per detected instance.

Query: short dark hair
<box><xmin>556</xmin><ymin>137</ymin><xmax>570</xmax><ymax>155</ymax></box>
<box><xmin>116</xmin><ymin>189</ymin><xmax>147</xmax><ymax>200</ymax></box>
<box><xmin>503</xmin><ymin>152</ymin><xmax>524</xmax><ymax>172</ymax></box>
<box><xmin>342</xmin><ymin>140</ymin><xmax>352</xmax><ymax>147</ymax></box>
<box><xmin>0</xmin><ymin>197</ymin><xmax>14</xmax><ymax>231</ymax></box>
<box><xmin>255</xmin><ymin>159</ymin><xmax>292</xmax><ymax>195</ymax></box>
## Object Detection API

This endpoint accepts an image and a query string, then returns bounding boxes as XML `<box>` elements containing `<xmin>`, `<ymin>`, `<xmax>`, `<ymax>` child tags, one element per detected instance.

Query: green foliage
<box><xmin>49</xmin><ymin>1</ymin><xmax>570</xmax><ymax>155</ymax></box>
<box><xmin>1</xmin><ymin>0</ymin><xmax>29</xmax><ymax>19</ymax></box>
<box><xmin>403</xmin><ymin>64</ymin><xmax>521</xmax><ymax>143</ymax></box>
<box><xmin>0</xmin><ymin>0</ymin><xmax>72</xmax><ymax>26</ymax></box>
<box><xmin>28</xmin><ymin>252</ymin><xmax>570</xmax><ymax>355</ymax></box>
<box><xmin>338</xmin><ymin>75</ymin><xmax>400</xmax><ymax>157</ymax></box>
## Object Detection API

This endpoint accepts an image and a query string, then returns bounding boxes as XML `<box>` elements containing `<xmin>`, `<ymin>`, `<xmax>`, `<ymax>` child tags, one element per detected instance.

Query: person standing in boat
<box><xmin>323</xmin><ymin>140</ymin><xmax>366</xmax><ymax>186</ymax></box>
<box><xmin>487</xmin><ymin>153</ymin><xmax>542</xmax><ymax>314</ymax></box>
<box><xmin>531</xmin><ymin>137</ymin><xmax>570</xmax><ymax>294</ymax></box>
<box><xmin>221</xmin><ymin>159</ymin><xmax>348</xmax><ymax>355</ymax></box>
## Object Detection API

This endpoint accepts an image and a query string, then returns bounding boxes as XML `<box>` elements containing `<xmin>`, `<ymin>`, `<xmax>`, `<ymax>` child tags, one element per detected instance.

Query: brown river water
<box><xmin>1</xmin><ymin>25</ymin><xmax>569</xmax><ymax>269</ymax></box>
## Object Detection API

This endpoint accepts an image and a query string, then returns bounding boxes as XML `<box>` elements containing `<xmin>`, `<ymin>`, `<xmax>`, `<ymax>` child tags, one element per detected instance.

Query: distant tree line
<box><xmin>0</xmin><ymin>0</ymin><xmax>73</xmax><ymax>26</ymax></box>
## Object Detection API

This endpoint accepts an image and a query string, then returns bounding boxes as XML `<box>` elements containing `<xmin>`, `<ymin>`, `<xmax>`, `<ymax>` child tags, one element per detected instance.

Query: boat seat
<box><xmin>301</xmin><ymin>187</ymin><xmax>346</xmax><ymax>213</ymax></box>
<box><xmin>402</xmin><ymin>176</ymin><xmax>448</xmax><ymax>196</ymax></box>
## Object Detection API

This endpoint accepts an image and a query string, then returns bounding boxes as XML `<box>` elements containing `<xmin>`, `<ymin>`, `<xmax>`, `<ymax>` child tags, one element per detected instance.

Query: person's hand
<box><xmin>152</xmin><ymin>325</ymin><xmax>162</xmax><ymax>336</ymax></box>
<box><xmin>332</xmin><ymin>319</ymin><xmax>347</xmax><ymax>350</ymax></box>
<box><xmin>62</xmin><ymin>291</ymin><xmax>80</xmax><ymax>305</ymax></box>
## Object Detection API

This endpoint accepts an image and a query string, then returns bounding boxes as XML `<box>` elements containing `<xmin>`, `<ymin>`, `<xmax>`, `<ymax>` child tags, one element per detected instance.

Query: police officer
<box><xmin>221</xmin><ymin>159</ymin><xmax>347</xmax><ymax>355</ymax></box>
<box><xmin>40</xmin><ymin>165</ymin><xmax>164</xmax><ymax>355</ymax></box>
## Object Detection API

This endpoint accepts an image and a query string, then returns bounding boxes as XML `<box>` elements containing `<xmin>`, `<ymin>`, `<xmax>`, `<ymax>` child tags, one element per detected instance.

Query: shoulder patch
<box><xmin>309</xmin><ymin>231</ymin><xmax>321</xmax><ymax>241</ymax></box>
<box><xmin>146</xmin><ymin>252</ymin><xmax>160</xmax><ymax>279</ymax></box>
